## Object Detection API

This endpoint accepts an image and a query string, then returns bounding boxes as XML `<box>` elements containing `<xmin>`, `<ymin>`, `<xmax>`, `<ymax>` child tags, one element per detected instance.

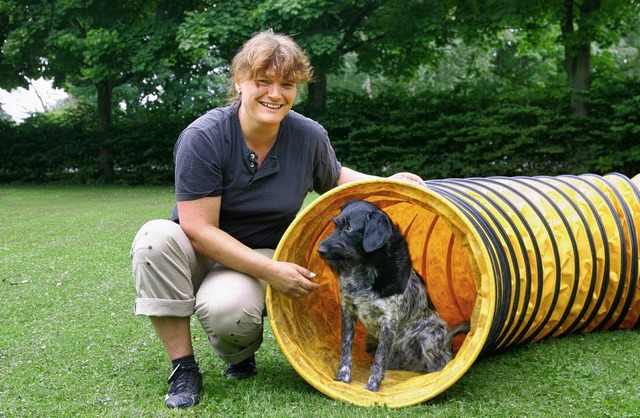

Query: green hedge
<box><xmin>0</xmin><ymin>110</ymin><xmax>187</xmax><ymax>185</ymax></box>
<box><xmin>319</xmin><ymin>80</ymin><xmax>640</xmax><ymax>179</ymax></box>
<box><xmin>1</xmin><ymin>80</ymin><xmax>639</xmax><ymax>184</ymax></box>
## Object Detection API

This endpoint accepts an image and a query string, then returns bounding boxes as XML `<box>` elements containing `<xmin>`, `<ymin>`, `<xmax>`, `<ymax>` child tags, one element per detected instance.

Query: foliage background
<box><xmin>2</xmin><ymin>78</ymin><xmax>639</xmax><ymax>184</ymax></box>
<box><xmin>1</xmin><ymin>1</ymin><xmax>639</xmax><ymax>184</ymax></box>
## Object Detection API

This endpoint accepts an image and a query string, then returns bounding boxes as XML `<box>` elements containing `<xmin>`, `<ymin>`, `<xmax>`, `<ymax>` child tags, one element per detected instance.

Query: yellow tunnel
<box><xmin>266</xmin><ymin>173</ymin><xmax>640</xmax><ymax>408</ymax></box>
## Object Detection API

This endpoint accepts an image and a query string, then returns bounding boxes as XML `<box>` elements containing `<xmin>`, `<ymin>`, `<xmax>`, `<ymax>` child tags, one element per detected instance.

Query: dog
<box><xmin>317</xmin><ymin>199</ymin><xmax>470</xmax><ymax>392</ymax></box>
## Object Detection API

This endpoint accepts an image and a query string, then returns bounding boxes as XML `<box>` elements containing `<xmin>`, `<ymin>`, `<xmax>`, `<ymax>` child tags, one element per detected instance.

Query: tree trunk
<box><xmin>305</xmin><ymin>72</ymin><xmax>327</xmax><ymax>117</ymax></box>
<box><xmin>96</xmin><ymin>80</ymin><xmax>114</xmax><ymax>182</ymax></box>
<box><xmin>560</xmin><ymin>0</ymin><xmax>601</xmax><ymax>118</ymax></box>
<box><xmin>563</xmin><ymin>44</ymin><xmax>591</xmax><ymax>118</ymax></box>
<box><xmin>97</xmin><ymin>80</ymin><xmax>113</xmax><ymax>133</ymax></box>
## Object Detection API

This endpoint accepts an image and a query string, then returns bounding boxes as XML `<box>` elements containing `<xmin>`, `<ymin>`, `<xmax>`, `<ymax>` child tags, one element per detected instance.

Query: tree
<box><xmin>450</xmin><ymin>0</ymin><xmax>640</xmax><ymax>117</ymax></box>
<box><xmin>0</xmin><ymin>0</ymin><xmax>205</xmax><ymax>180</ymax></box>
<box><xmin>178</xmin><ymin>0</ymin><xmax>453</xmax><ymax>116</ymax></box>
<box><xmin>558</xmin><ymin>0</ymin><xmax>637</xmax><ymax>116</ymax></box>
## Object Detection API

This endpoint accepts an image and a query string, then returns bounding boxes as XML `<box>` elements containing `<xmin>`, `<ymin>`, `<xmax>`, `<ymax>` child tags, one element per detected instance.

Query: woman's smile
<box><xmin>260</xmin><ymin>101</ymin><xmax>284</xmax><ymax>109</ymax></box>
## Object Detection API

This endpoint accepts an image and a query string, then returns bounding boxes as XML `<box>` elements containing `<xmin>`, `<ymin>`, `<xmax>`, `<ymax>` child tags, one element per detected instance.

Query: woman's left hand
<box><xmin>388</xmin><ymin>172</ymin><xmax>424</xmax><ymax>185</ymax></box>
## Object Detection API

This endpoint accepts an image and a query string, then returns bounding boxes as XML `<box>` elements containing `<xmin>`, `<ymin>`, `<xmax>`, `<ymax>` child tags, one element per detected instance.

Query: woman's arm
<box><xmin>337</xmin><ymin>167</ymin><xmax>424</xmax><ymax>186</ymax></box>
<box><xmin>177</xmin><ymin>196</ymin><xmax>319</xmax><ymax>298</ymax></box>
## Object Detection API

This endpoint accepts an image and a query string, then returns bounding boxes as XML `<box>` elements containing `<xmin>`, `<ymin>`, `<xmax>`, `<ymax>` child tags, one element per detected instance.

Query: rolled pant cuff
<box><xmin>134</xmin><ymin>297</ymin><xmax>195</xmax><ymax>317</ymax></box>
<box><xmin>216</xmin><ymin>335</ymin><xmax>263</xmax><ymax>365</ymax></box>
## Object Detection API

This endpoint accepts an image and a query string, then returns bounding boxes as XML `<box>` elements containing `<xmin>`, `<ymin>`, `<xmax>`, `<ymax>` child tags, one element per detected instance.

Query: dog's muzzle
<box><xmin>317</xmin><ymin>239</ymin><xmax>340</xmax><ymax>260</ymax></box>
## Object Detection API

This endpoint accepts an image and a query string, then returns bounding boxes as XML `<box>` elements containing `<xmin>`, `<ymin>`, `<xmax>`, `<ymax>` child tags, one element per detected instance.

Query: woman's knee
<box><xmin>213</xmin><ymin>311</ymin><xmax>263</xmax><ymax>348</ymax></box>
<box><xmin>131</xmin><ymin>220</ymin><xmax>190</xmax><ymax>263</ymax></box>
<box><xmin>131</xmin><ymin>219</ymin><xmax>197</xmax><ymax>300</ymax></box>
<box><xmin>195</xmin><ymin>280</ymin><xmax>266</xmax><ymax>346</ymax></box>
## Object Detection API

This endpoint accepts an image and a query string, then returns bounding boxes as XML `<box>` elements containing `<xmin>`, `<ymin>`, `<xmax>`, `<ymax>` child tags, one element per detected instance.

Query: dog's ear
<box><xmin>362</xmin><ymin>210</ymin><xmax>393</xmax><ymax>253</ymax></box>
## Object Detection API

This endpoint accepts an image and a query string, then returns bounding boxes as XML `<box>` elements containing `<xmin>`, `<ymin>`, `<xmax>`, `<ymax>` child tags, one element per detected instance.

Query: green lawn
<box><xmin>1</xmin><ymin>186</ymin><xmax>639</xmax><ymax>417</ymax></box>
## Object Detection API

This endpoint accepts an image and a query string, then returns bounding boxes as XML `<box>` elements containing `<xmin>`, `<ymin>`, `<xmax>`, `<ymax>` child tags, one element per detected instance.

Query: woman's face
<box><xmin>236</xmin><ymin>76</ymin><xmax>297</xmax><ymax>129</ymax></box>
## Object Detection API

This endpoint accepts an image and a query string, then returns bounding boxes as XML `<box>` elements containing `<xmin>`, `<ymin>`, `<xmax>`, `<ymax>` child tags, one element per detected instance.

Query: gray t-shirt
<box><xmin>170</xmin><ymin>102</ymin><xmax>342</xmax><ymax>249</ymax></box>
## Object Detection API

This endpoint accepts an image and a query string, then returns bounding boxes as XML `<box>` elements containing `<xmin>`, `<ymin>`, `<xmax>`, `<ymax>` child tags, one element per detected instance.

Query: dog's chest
<box><xmin>356</xmin><ymin>298</ymin><xmax>400</xmax><ymax>336</ymax></box>
<box><xmin>339</xmin><ymin>270</ymin><xmax>432</xmax><ymax>337</ymax></box>
<box><xmin>339</xmin><ymin>274</ymin><xmax>403</xmax><ymax>333</ymax></box>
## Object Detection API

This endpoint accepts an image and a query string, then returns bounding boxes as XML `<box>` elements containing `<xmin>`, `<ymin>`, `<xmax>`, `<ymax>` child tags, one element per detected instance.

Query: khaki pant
<box><xmin>131</xmin><ymin>219</ymin><xmax>273</xmax><ymax>364</ymax></box>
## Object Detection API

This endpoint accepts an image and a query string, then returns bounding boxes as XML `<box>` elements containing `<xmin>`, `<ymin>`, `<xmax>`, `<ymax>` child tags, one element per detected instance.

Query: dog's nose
<box><xmin>317</xmin><ymin>241</ymin><xmax>329</xmax><ymax>257</ymax></box>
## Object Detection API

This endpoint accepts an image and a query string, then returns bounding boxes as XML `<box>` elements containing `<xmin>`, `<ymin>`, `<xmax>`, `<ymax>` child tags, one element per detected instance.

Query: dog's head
<box><xmin>317</xmin><ymin>200</ymin><xmax>394</xmax><ymax>272</ymax></box>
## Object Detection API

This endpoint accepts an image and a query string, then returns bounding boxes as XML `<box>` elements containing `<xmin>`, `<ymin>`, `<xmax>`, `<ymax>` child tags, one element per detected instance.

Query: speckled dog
<box><xmin>317</xmin><ymin>200</ymin><xmax>470</xmax><ymax>392</ymax></box>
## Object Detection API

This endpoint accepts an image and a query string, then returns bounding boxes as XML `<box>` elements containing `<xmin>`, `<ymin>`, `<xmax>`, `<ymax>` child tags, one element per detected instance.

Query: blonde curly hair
<box><xmin>228</xmin><ymin>29</ymin><xmax>313</xmax><ymax>103</ymax></box>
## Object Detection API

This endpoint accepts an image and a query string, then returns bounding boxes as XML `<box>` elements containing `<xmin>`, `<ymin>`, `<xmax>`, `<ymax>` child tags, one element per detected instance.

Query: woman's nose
<box><xmin>267</xmin><ymin>83</ymin><xmax>283</xmax><ymax>98</ymax></box>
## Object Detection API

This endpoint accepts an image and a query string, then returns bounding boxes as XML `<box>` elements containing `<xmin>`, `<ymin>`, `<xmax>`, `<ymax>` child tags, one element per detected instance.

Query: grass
<box><xmin>1</xmin><ymin>185</ymin><xmax>639</xmax><ymax>417</ymax></box>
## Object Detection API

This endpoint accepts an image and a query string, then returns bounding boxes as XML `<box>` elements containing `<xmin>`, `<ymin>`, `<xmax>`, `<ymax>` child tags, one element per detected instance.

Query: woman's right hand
<box><xmin>266</xmin><ymin>260</ymin><xmax>320</xmax><ymax>298</ymax></box>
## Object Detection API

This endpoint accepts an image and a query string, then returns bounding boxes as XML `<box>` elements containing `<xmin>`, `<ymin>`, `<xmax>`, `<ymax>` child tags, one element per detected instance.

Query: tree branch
<box><xmin>337</xmin><ymin>0</ymin><xmax>382</xmax><ymax>53</ymax></box>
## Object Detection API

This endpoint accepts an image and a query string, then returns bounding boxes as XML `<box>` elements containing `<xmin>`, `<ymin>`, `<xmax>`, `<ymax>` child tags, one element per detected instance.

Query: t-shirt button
<box><xmin>250</xmin><ymin>162</ymin><xmax>255</xmax><ymax>167</ymax></box>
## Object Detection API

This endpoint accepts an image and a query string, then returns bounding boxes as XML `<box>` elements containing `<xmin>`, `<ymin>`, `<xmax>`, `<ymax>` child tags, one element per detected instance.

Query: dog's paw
<box><xmin>334</xmin><ymin>370</ymin><xmax>351</xmax><ymax>384</ymax></box>
<box><xmin>364</xmin><ymin>379</ymin><xmax>381</xmax><ymax>392</ymax></box>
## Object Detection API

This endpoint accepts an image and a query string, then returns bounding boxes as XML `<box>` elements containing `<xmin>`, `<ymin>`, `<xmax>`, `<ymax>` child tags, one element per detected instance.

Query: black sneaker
<box><xmin>165</xmin><ymin>364</ymin><xmax>203</xmax><ymax>408</ymax></box>
<box><xmin>225</xmin><ymin>354</ymin><xmax>257</xmax><ymax>380</ymax></box>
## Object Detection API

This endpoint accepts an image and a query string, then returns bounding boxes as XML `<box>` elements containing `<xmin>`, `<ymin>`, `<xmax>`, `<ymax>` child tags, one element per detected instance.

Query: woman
<box><xmin>131</xmin><ymin>29</ymin><xmax>423</xmax><ymax>409</ymax></box>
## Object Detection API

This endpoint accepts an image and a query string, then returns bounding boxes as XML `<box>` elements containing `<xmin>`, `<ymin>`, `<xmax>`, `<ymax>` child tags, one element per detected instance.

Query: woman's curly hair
<box><xmin>228</xmin><ymin>29</ymin><xmax>313</xmax><ymax>103</ymax></box>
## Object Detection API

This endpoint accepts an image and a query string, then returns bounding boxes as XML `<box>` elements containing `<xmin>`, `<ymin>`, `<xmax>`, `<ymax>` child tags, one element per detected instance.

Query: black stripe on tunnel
<box><xmin>426</xmin><ymin>181</ymin><xmax>512</xmax><ymax>355</ymax></box>
<box><xmin>481</xmin><ymin>177</ymin><xmax>562</xmax><ymax>347</ymax></box>
<box><xmin>606</xmin><ymin>173</ymin><xmax>640</xmax><ymax>329</ymax></box>
<box><xmin>537</xmin><ymin>175</ymin><xmax>599</xmax><ymax>336</ymax></box>
<box><xmin>433</xmin><ymin>178</ymin><xmax>530</xmax><ymax>351</ymax></box>
<box><xmin>564</xmin><ymin>175</ymin><xmax>621</xmax><ymax>332</ymax></box>
<box><xmin>515</xmin><ymin>176</ymin><xmax>582</xmax><ymax>341</ymax></box>
<box><xmin>464</xmin><ymin>178</ymin><xmax>538</xmax><ymax>349</ymax></box>
<box><xmin>583</xmin><ymin>174</ymin><xmax>635</xmax><ymax>330</ymax></box>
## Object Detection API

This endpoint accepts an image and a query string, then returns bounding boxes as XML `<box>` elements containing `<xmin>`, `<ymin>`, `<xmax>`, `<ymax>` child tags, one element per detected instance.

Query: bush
<box><xmin>319</xmin><ymin>79</ymin><xmax>640</xmax><ymax>180</ymax></box>
<box><xmin>1</xmin><ymin>79</ymin><xmax>638</xmax><ymax>185</ymax></box>
<box><xmin>0</xmin><ymin>109</ymin><xmax>188</xmax><ymax>185</ymax></box>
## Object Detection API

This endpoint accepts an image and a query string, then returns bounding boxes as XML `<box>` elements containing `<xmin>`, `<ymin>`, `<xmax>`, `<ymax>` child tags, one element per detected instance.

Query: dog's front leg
<box><xmin>334</xmin><ymin>304</ymin><xmax>357</xmax><ymax>384</ymax></box>
<box><xmin>365</xmin><ymin>322</ymin><xmax>395</xmax><ymax>392</ymax></box>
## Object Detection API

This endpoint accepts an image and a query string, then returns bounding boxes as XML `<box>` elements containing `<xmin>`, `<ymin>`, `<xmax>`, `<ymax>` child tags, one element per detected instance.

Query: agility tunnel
<box><xmin>265</xmin><ymin>173</ymin><xmax>640</xmax><ymax>408</ymax></box>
